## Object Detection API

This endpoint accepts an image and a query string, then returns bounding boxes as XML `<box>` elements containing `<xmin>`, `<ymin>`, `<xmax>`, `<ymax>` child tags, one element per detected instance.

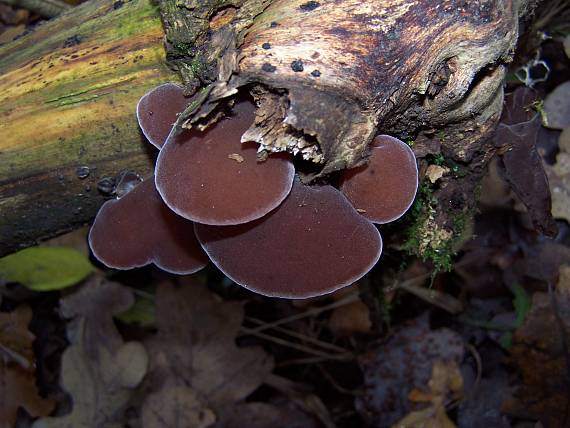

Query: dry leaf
<box><xmin>0</xmin><ymin>306</ymin><xmax>55</xmax><ymax>428</ymax></box>
<box><xmin>392</xmin><ymin>405</ymin><xmax>456</xmax><ymax>428</ymax></box>
<box><xmin>142</xmin><ymin>386</ymin><xmax>216</xmax><ymax>428</ymax></box>
<box><xmin>356</xmin><ymin>314</ymin><xmax>464</xmax><ymax>427</ymax></box>
<box><xmin>141</xmin><ymin>279</ymin><xmax>275</xmax><ymax>427</ymax></box>
<box><xmin>0</xmin><ymin>305</ymin><xmax>35</xmax><ymax>367</ymax></box>
<box><xmin>425</xmin><ymin>165</ymin><xmax>449</xmax><ymax>184</ymax></box>
<box><xmin>545</xmin><ymin>143</ymin><xmax>570</xmax><ymax>224</ymax></box>
<box><xmin>393</xmin><ymin>359</ymin><xmax>462</xmax><ymax>428</ymax></box>
<box><xmin>33</xmin><ymin>279</ymin><xmax>148</xmax><ymax>428</ymax></box>
<box><xmin>329</xmin><ymin>300</ymin><xmax>371</xmax><ymax>336</ymax></box>
<box><xmin>502</xmin><ymin>265</ymin><xmax>570</xmax><ymax>427</ymax></box>
<box><xmin>494</xmin><ymin>87</ymin><xmax>557</xmax><ymax>236</ymax></box>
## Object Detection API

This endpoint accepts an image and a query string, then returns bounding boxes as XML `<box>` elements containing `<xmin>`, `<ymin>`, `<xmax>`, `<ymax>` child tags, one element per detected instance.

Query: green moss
<box><xmin>111</xmin><ymin>1</ymin><xmax>160</xmax><ymax>38</ymax></box>
<box><xmin>532</xmin><ymin>99</ymin><xmax>549</xmax><ymax>127</ymax></box>
<box><xmin>433</xmin><ymin>153</ymin><xmax>445</xmax><ymax>166</ymax></box>
<box><xmin>402</xmin><ymin>181</ymin><xmax>466</xmax><ymax>275</ymax></box>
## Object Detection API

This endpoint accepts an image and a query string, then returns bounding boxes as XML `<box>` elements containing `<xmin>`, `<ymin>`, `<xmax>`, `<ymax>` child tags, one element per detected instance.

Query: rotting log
<box><xmin>0</xmin><ymin>0</ymin><xmax>177</xmax><ymax>255</ymax></box>
<box><xmin>0</xmin><ymin>0</ymin><xmax>533</xmax><ymax>257</ymax></box>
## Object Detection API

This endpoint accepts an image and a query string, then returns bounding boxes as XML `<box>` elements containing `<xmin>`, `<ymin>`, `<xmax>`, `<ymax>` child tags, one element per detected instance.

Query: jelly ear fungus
<box><xmin>88</xmin><ymin>178</ymin><xmax>208</xmax><ymax>274</ymax></box>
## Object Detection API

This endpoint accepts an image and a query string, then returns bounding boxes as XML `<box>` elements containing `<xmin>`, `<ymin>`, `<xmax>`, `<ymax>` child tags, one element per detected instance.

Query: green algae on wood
<box><xmin>0</xmin><ymin>0</ymin><xmax>178</xmax><ymax>256</ymax></box>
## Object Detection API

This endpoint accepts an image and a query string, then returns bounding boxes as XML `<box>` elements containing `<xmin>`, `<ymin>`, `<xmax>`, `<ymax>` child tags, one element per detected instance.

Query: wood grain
<box><xmin>0</xmin><ymin>0</ymin><xmax>177</xmax><ymax>255</ymax></box>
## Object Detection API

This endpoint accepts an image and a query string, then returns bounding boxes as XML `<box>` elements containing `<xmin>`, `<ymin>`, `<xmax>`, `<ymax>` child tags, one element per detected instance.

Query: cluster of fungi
<box><xmin>89</xmin><ymin>83</ymin><xmax>419</xmax><ymax>298</ymax></box>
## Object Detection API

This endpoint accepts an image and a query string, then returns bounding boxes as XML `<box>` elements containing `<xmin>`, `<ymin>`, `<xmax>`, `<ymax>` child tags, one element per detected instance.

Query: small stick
<box><xmin>247</xmin><ymin>292</ymin><xmax>360</xmax><ymax>334</ymax></box>
<box><xmin>0</xmin><ymin>343</ymin><xmax>32</xmax><ymax>370</ymax></box>
<box><xmin>240</xmin><ymin>326</ymin><xmax>352</xmax><ymax>361</ymax></box>
<box><xmin>245</xmin><ymin>316</ymin><xmax>351</xmax><ymax>354</ymax></box>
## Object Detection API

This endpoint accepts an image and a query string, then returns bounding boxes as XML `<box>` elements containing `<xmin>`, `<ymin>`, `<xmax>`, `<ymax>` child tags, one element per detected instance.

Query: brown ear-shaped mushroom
<box><xmin>89</xmin><ymin>177</ymin><xmax>208</xmax><ymax>274</ymax></box>
<box><xmin>155</xmin><ymin>99</ymin><xmax>295</xmax><ymax>226</ymax></box>
<box><xmin>194</xmin><ymin>179</ymin><xmax>382</xmax><ymax>298</ymax></box>
<box><xmin>339</xmin><ymin>135</ymin><xmax>418</xmax><ymax>224</ymax></box>
<box><xmin>136</xmin><ymin>83</ymin><xmax>188</xmax><ymax>149</ymax></box>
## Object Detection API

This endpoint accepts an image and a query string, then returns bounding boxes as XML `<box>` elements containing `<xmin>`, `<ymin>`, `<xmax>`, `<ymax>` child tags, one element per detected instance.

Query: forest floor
<box><xmin>1</xmin><ymin>1</ymin><xmax>570</xmax><ymax>427</ymax></box>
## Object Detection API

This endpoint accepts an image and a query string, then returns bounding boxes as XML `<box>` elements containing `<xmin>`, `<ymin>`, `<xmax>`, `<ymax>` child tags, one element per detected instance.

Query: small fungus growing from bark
<box><xmin>262</xmin><ymin>63</ymin><xmax>277</xmax><ymax>73</ymax></box>
<box><xmin>155</xmin><ymin>99</ymin><xmax>295</xmax><ymax>226</ymax></box>
<box><xmin>136</xmin><ymin>83</ymin><xmax>188</xmax><ymax>149</ymax></box>
<box><xmin>291</xmin><ymin>60</ymin><xmax>304</xmax><ymax>72</ymax></box>
<box><xmin>194</xmin><ymin>179</ymin><xmax>382</xmax><ymax>298</ymax></box>
<box><xmin>89</xmin><ymin>177</ymin><xmax>208</xmax><ymax>274</ymax></box>
<box><xmin>339</xmin><ymin>135</ymin><xmax>418</xmax><ymax>224</ymax></box>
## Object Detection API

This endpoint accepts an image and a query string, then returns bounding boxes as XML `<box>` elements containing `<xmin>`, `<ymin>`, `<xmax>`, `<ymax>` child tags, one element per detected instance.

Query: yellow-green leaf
<box><xmin>0</xmin><ymin>247</ymin><xmax>93</xmax><ymax>291</ymax></box>
<box><xmin>116</xmin><ymin>296</ymin><xmax>156</xmax><ymax>326</ymax></box>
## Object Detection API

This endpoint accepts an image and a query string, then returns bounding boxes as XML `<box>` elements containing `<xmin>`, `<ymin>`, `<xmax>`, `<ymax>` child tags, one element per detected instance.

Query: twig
<box><xmin>0</xmin><ymin>0</ymin><xmax>71</xmax><ymax>18</ymax></box>
<box><xmin>393</xmin><ymin>269</ymin><xmax>464</xmax><ymax>314</ymax></box>
<box><xmin>455</xmin><ymin>316</ymin><xmax>514</xmax><ymax>332</ymax></box>
<box><xmin>240</xmin><ymin>326</ymin><xmax>353</xmax><ymax>361</ymax></box>
<box><xmin>317</xmin><ymin>364</ymin><xmax>362</xmax><ymax>396</ymax></box>
<box><xmin>247</xmin><ymin>292</ymin><xmax>360</xmax><ymax>334</ymax></box>
<box><xmin>265</xmin><ymin>374</ymin><xmax>337</xmax><ymax>428</ymax></box>
<box><xmin>0</xmin><ymin>343</ymin><xmax>32</xmax><ymax>370</ymax></box>
<box><xmin>277</xmin><ymin>356</ymin><xmax>331</xmax><ymax>367</ymax></box>
<box><xmin>245</xmin><ymin>316</ymin><xmax>352</xmax><ymax>354</ymax></box>
<box><xmin>532</xmin><ymin>0</ymin><xmax>570</xmax><ymax>32</ymax></box>
<box><xmin>467</xmin><ymin>343</ymin><xmax>483</xmax><ymax>389</ymax></box>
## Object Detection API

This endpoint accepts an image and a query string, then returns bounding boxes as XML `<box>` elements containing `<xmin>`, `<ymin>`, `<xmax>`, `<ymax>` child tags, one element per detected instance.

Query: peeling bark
<box><xmin>170</xmin><ymin>0</ymin><xmax>529</xmax><ymax>175</ymax></box>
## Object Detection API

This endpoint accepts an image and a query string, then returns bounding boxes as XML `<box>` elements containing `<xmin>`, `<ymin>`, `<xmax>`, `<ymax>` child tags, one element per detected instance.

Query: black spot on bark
<box><xmin>300</xmin><ymin>1</ymin><xmax>320</xmax><ymax>11</ymax></box>
<box><xmin>311</xmin><ymin>70</ymin><xmax>321</xmax><ymax>77</ymax></box>
<box><xmin>97</xmin><ymin>177</ymin><xmax>116</xmax><ymax>195</ymax></box>
<box><xmin>262</xmin><ymin>42</ymin><xmax>271</xmax><ymax>50</ymax></box>
<box><xmin>291</xmin><ymin>60</ymin><xmax>304</xmax><ymax>72</ymax></box>
<box><xmin>270</xmin><ymin>21</ymin><xmax>279</xmax><ymax>28</ymax></box>
<box><xmin>113</xmin><ymin>0</ymin><xmax>124</xmax><ymax>9</ymax></box>
<box><xmin>63</xmin><ymin>35</ymin><xmax>82</xmax><ymax>48</ymax></box>
<box><xmin>262</xmin><ymin>63</ymin><xmax>277</xmax><ymax>72</ymax></box>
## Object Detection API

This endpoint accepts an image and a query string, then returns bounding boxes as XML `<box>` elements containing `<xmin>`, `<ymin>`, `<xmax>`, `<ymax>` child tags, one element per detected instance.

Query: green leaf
<box><xmin>511</xmin><ymin>283</ymin><xmax>531</xmax><ymax>328</ymax></box>
<box><xmin>499</xmin><ymin>284</ymin><xmax>531</xmax><ymax>350</ymax></box>
<box><xmin>116</xmin><ymin>296</ymin><xmax>156</xmax><ymax>326</ymax></box>
<box><xmin>499</xmin><ymin>332</ymin><xmax>513</xmax><ymax>349</ymax></box>
<box><xmin>0</xmin><ymin>247</ymin><xmax>93</xmax><ymax>291</ymax></box>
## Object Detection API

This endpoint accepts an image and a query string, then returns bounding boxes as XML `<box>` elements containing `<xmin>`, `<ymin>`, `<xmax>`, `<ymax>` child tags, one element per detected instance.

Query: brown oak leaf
<box><xmin>0</xmin><ymin>306</ymin><xmax>54</xmax><ymax>428</ymax></box>
<box><xmin>141</xmin><ymin>278</ymin><xmax>275</xmax><ymax>428</ymax></box>
<box><xmin>33</xmin><ymin>278</ymin><xmax>148</xmax><ymax>428</ymax></box>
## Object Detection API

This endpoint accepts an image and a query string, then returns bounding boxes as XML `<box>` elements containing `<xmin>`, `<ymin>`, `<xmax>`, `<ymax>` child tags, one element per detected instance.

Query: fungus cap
<box><xmin>89</xmin><ymin>178</ymin><xmax>208</xmax><ymax>274</ymax></box>
<box><xmin>136</xmin><ymin>83</ymin><xmax>188</xmax><ymax>149</ymax></box>
<box><xmin>194</xmin><ymin>179</ymin><xmax>382</xmax><ymax>299</ymax></box>
<box><xmin>155</xmin><ymin>99</ymin><xmax>295</xmax><ymax>226</ymax></box>
<box><xmin>339</xmin><ymin>135</ymin><xmax>418</xmax><ymax>224</ymax></box>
